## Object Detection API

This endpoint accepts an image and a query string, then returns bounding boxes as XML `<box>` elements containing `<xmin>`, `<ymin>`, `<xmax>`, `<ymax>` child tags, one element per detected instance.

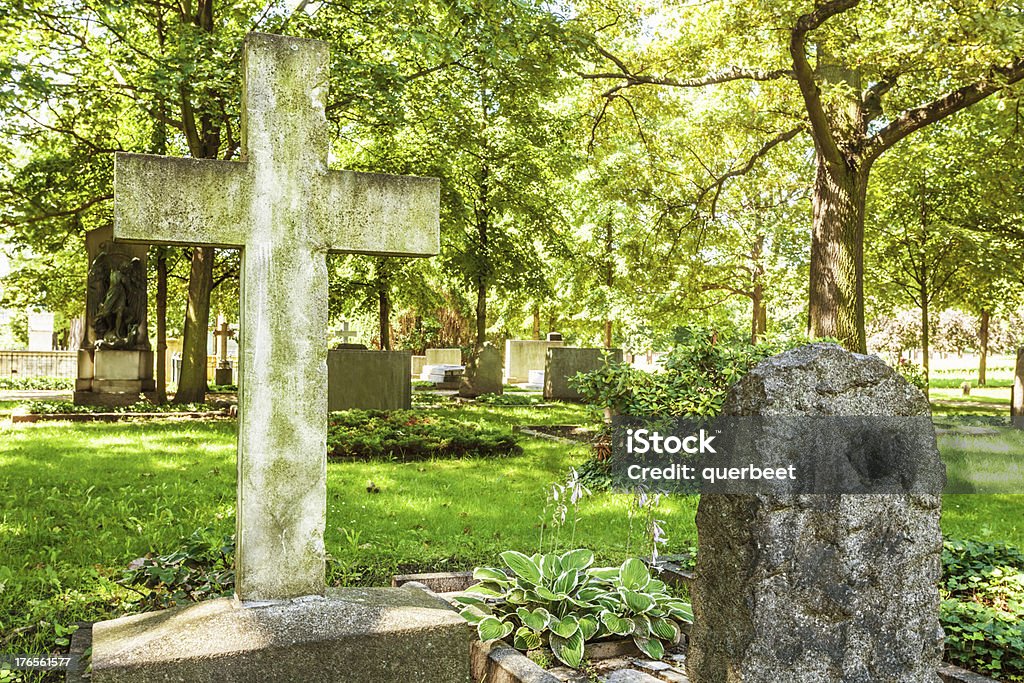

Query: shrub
<box><xmin>122</xmin><ymin>528</ymin><xmax>235</xmax><ymax>608</ymax></box>
<box><xmin>941</xmin><ymin>538</ymin><xmax>1024</xmax><ymax>681</ymax></box>
<box><xmin>327</xmin><ymin>410</ymin><xmax>521</xmax><ymax>460</ymax></box>
<box><xmin>25</xmin><ymin>400</ymin><xmax>220</xmax><ymax>414</ymax></box>
<box><xmin>896</xmin><ymin>359</ymin><xmax>928</xmax><ymax>392</ymax></box>
<box><xmin>570</xmin><ymin>327</ymin><xmax>796</xmax><ymax>418</ymax></box>
<box><xmin>0</xmin><ymin>375</ymin><xmax>75</xmax><ymax>390</ymax></box>
<box><xmin>455</xmin><ymin>550</ymin><xmax>692</xmax><ymax>668</ymax></box>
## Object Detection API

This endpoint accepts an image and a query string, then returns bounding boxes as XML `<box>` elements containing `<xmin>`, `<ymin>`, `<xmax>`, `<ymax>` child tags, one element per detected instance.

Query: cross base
<box><xmin>90</xmin><ymin>587</ymin><xmax>472</xmax><ymax>683</ymax></box>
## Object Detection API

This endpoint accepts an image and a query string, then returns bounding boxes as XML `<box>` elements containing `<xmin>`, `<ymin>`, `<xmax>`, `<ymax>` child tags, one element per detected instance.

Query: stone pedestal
<box><xmin>75</xmin><ymin>348</ymin><xmax>155</xmax><ymax>406</ymax></box>
<box><xmin>544</xmin><ymin>347</ymin><xmax>622</xmax><ymax>401</ymax></box>
<box><xmin>327</xmin><ymin>349</ymin><xmax>411</xmax><ymax>410</ymax></box>
<box><xmin>215</xmin><ymin>364</ymin><xmax>234</xmax><ymax>386</ymax></box>
<box><xmin>91</xmin><ymin>587</ymin><xmax>472</xmax><ymax>683</ymax></box>
<box><xmin>459</xmin><ymin>343</ymin><xmax>503</xmax><ymax>398</ymax></box>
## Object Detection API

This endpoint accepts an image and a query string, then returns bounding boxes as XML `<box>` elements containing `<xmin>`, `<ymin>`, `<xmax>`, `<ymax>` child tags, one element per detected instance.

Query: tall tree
<box><xmin>582</xmin><ymin>0</ymin><xmax>1024</xmax><ymax>351</ymax></box>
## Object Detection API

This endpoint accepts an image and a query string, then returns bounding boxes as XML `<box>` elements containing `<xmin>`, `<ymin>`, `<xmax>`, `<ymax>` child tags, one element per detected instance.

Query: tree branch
<box><xmin>864</xmin><ymin>57</ymin><xmax>1024</xmax><ymax>161</ymax></box>
<box><xmin>4</xmin><ymin>194</ymin><xmax>112</xmax><ymax>227</ymax></box>
<box><xmin>789</xmin><ymin>0</ymin><xmax>860</xmax><ymax>170</ymax></box>
<box><xmin>582</xmin><ymin>43</ymin><xmax>793</xmax><ymax>90</ymax></box>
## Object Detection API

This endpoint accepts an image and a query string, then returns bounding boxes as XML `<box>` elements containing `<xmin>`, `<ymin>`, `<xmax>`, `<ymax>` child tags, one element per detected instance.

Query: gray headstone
<box><xmin>687</xmin><ymin>343</ymin><xmax>945</xmax><ymax>683</ymax></box>
<box><xmin>546</xmin><ymin>331</ymin><xmax>563</xmax><ymax>341</ymax></box>
<box><xmin>328</xmin><ymin>349</ymin><xmax>411</xmax><ymax>410</ymax></box>
<box><xmin>504</xmin><ymin>339</ymin><xmax>564</xmax><ymax>383</ymax></box>
<box><xmin>459</xmin><ymin>342</ymin><xmax>503</xmax><ymax>398</ymax></box>
<box><xmin>543</xmin><ymin>347</ymin><xmax>622</xmax><ymax>401</ymax></box>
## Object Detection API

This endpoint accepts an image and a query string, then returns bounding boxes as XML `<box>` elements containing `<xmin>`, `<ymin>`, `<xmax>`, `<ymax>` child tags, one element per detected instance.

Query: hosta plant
<box><xmin>454</xmin><ymin>549</ymin><xmax>692</xmax><ymax>669</ymax></box>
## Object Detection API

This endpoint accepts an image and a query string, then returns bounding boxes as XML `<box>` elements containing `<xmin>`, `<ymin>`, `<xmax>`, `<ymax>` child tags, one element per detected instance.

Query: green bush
<box><xmin>0</xmin><ymin>375</ymin><xmax>75</xmax><ymax>390</ymax></box>
<box><xmin>896</xmin><ymin>360</ymin><xmax>928</xmax><ymax>392</ymax></box>
<box><xmin>26</xmin><ymin>400</ymin><xmax>221</xmax><ymax>414</ymax></box>
<box><xmin>327</xmin><ymin>410</ymin><xmax>521</xmax><ymax>460</ymax></box>
<box><xmin>122</xmin><ymin>528</ymin><xmax>235</xmax><ymax>608</ymax></box>
<box><xmin>941</xmin><ymin>538</ymin><xmax>1024</xmax><ymax>681</ymax></box>
<box><xmin>455</xmin><ymin>550</ymin><xmax>691</xmax><ymax>668</ymax></box>
<box><xmin>570</xmin><ymin>327</ymin><xmax>797</xmax><ymax>418</ymax></box>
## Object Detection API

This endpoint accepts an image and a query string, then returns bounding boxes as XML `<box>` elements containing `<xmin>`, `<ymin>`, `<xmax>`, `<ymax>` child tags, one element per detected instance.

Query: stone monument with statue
<box><xmin>74</xmin><ymin>225</ymin><xmax>154</xmax><ymax>406</ymax></box>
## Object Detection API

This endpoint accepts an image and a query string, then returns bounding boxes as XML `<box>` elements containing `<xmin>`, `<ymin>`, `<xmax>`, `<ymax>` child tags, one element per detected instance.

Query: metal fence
<box><xmin>0</xmin><ymin>351</ymin><xmax>78</xmax><ymax>378</ymax></box>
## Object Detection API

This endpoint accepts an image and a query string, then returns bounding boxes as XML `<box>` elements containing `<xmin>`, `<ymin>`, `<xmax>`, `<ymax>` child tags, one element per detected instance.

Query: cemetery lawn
<box><xmin>1</xmin><ymin>402</ymin><xmax>1022</xmax><ymax>661</ymax></box>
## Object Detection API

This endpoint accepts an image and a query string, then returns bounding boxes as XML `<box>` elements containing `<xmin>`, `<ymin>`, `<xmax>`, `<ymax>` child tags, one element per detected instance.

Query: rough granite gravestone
<box><xmin>459</xmin><ymin>342</ymin><xmax>503</xmax><ymax>398</ymax></box>
<box><xmin>504</xmin><ymin>338</ymin><xmax>564</xmax><ymax>383</ymax></box>
<box><xmin>91</xmin><ymin>33</ymin><xmax>470</xmax><ymax>683</ymax></box>
<box><xmin>1013</xmin><ymin>347</ymin><xmax>1024</xmax><ymax>428</ymax></box>
<box><xmin>543</xmin><ymin>347</ymin><xmax>622</xmax><ymax>401</ymax></box>
<box><xmin>327</xmin><ymin>349</ymin><xmax>411</xmax><ymax>410</ymax></box>
<box><xmin>687</xmin><ymin>343</ymin><xmax>946</xmax><ymax>683</ymax></box>
<box><xmin>74</xmin><ymin>224</ymin><xmax>154</xmax><ymax>406</ymax></box>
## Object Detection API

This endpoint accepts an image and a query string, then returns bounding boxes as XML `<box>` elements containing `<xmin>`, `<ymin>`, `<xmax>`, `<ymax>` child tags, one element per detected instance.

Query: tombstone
<box><xmin>1013</xmin><ymin>347</ymin><xmax>1024</xmax><ymax>428</ymax></box>
<box><xmin>328</xmin><ymin>349</ymin><xmax>411</xmax><ymax>410</ymax></box>
<box><xmin>459</xmin><ymin>342</ymin><xmax>503</xmax><ymax>398</ymax></box>
<box><xmin>90</xmin><ymin>33</ymin><xmax>469</xmax><ymax>683</ymax></box>
<box><xmin>687</xmin><ymin>343</ymin><xmax>945</xmax><ymax>683</ymax></box>
<box><xmin>544</xmin><ymin>347</ymin><xmax>623</xmax><ymax>401</ymax></box>
<box><xmin>337</xmin><ymin>320</ymin><xmax>357</xmax><ymax>344</ymax></box>
<box><xmin>420</xmin><ymin>364</ymin><xmax>464</xmax><ymax>389</ymax></box>
<box><xmin>546</xmin><ymin>331</ymin><xmax>563</xmax><ymax>341</ymax></box>
<box><xmin>74</xmin><ymin>224</ymin><xmax>154</xmax><ymax>406</ymax></box>
<box><xmin>213</xmin><ymin>315</ymin><xmax>235</xmax><ymax>385</ymax></box>
<box><xmin>425</xmin><ymin>347</ymin><xmax>461</xmax><ymax>366</ymax></box>
<box><xmin>504</xmin><ymin>338</ymin><xmax>564</xmax><ymax>383</ymax></box>
<box><xmin>411</xmin><ymin>354</ymin><xmax>427</xmax><ymax>377</ymax></box>
<box><xmin>27</xmin><ymin>311</ymin><xmax>55</xmax><ymax>351</ymax></box>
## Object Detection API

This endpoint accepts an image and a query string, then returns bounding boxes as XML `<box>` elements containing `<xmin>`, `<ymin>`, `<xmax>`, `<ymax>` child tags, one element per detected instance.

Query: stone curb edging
<box><xmin>513</xmin><ymin>425</ymin><xmax>594</xmax><ymax>445</ymax></box>
<box><xmin>939</xmin><ymin>663</ymin><xmax>1002</xmax><ymax>683</ymax></box>
<box><xmin>12</xmin><ymin>411</ymin><xmax>230</xmax><ymax>423</ymax></box>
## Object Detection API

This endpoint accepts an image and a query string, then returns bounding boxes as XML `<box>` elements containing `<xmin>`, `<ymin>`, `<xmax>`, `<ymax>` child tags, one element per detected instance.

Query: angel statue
<box><xmin>91</xmin><ymin>255</ymin><xmax>146</xmax><ymax>349</ymax></box>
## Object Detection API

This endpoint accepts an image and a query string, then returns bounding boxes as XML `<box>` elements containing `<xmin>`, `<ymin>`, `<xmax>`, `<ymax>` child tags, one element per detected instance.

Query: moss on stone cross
<box><xmin>112</xmin><ymin>33</ymin><xmax>439</xmax><ymax>601</ymax></box>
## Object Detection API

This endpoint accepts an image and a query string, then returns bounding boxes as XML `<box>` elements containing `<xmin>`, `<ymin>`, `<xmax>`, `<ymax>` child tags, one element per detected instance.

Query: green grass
<box><xmin>0</xmin><ymin>397</ymin><xmax>1021</xmax><ymax>678</ymax></box>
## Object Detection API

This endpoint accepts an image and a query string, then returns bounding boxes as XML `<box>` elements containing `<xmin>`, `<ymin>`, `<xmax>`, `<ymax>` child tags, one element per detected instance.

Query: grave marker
<box><xmin>687</xmin><ymin>344</ymin><xmax>945</xmax><ymax>683</ymax></box>
<box><xmin>112</xmin><ymin>32</ymin><xmax>438</xmax><ymax>601</ymax></box>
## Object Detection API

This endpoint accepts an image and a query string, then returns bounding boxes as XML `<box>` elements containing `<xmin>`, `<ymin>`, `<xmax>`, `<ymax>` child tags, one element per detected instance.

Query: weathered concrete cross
<box><xmin>114</xmin><ymin>33</ymin><xmax>439</xmax><ymax>601</ymax></box>
<box><xmin>337</xmin><ymin>320</ymin><xmax>356</xmax><ymax>343</ymax></box>
<box><xmin>213</xmin><ymin>314</ymin><xmax>234</xmax><ymax>367</ymax></box>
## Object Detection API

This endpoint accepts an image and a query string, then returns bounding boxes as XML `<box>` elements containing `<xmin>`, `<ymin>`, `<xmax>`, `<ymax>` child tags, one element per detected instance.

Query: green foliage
<box><xmin>25</xmin><ymin>400</ymin><xmax>219</xmax><ymax>414</ymax></box>
<box><xmin>941</xmin><ymin>539</ymin><xmax>1024</xmax><ymax>681</ymax></box>
<box><xmin>327</xmin><ymin>410</ymin><xmax>522</xmax><ymax>460</ymax></box>
<box><xmin>121</xmin><ymin>528</ymin><xmax>235</xmax><ymax>609</ymax></box>
<box><xmin>0</xmin><ymin>376</ymin><xmax>74</xmax><ymax>390</ymax></box>
<box><xmin>896</xmin><ymin>360</ymin><xmax>929</xmax><ymax>392</ymax></box>
<box><xmin>474</xmin><ymin>393</ymin><xmax>543</xmax><ymax>406</ymax></box>
<box><xmin>455</xmin><ymin>551</ymin><xmax>692</xmax><ymax>668</ymax></box>
<box><xmin>570</xmin><ymin>328</ymin><xmax>797</xmax><ymax>417</ymax></box>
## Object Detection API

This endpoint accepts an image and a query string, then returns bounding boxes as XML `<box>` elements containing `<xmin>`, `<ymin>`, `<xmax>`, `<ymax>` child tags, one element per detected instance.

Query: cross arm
<box><xmin>114</xmin><ymin>153</ymin><xmax>252</xmax><ymax>247</ymax></box>
<box><xmin>317</xmin><ymin>170</ymin><xmax>440</xmax><ymax>257</ymax></box>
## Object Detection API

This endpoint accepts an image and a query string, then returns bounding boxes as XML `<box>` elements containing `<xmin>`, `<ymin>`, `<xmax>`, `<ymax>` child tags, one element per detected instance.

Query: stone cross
<box><xmin>113</xmin><ymin>33</ymin><xmax>439</xmax><ymax>601</ymax></box>
<box><xmin>213</xmin><ymin>315</ymin><xmax>234</xmax><ymax>367</ymax></box>
<box><xmin>337</xmin><ymin>321</ymin><xmax>356</xmax><ymax>344</ymax></box>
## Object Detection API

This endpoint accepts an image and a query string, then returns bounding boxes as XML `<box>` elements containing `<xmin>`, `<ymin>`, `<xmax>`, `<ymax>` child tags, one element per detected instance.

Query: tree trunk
<box><xmin>378</xmin><ymin>286</ymin><xmax>391</xmax><ymax>350</ymax></box>
<box><xmin>475</xmin><ymin>277</ymin><xmax>487</xmax><ymax>348</ymax></box>
<box><xmin>920</xmin><ymin>289</ymin><xmax>930</xmax><ymax>391</ymax></box>
<box><xmin>532</xmin><ymin>305</ymin><xmax>541</xmax><ymax>340</ymax></box>
<box><xmin>174</xmin><ymin>247</ymin><xmax>214</xmax><ymax>403</ymax></box>
<box><xmin>978</xmin><ymin>309</ymin><xmax>989</xmax><ymax>387</ymax></box>
<box><xmin>751</xmin><ymin>234</ymin><xmax>767</xmax><ymax>344</ymax></box>
<box><xmin>808</xmin><ymin>159</ymin><xmax>868</xmax><ymax>352</ymax></box>
<box><xmin>604</xmin><ymin>320</ymin><xmax>613</xmax><ymax>348</ymax></box>
<box><xmin>155</xmin><ymin>248</ymin><xmax>168</xmax><ymax>404</ymax></box>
